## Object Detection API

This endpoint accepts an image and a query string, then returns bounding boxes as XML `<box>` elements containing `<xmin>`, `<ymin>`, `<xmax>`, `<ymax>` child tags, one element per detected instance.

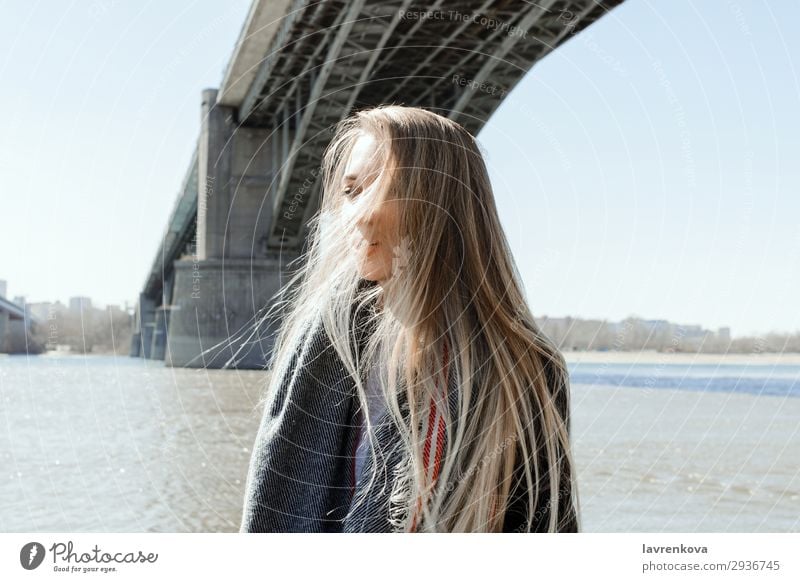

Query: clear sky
<box><xmin>1</xmin><ymin>1</ymin><xmax>797</xmax><ymax>337</ymax></box>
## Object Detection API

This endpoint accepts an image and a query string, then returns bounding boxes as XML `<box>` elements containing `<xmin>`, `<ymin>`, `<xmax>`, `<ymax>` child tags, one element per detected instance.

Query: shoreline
<box><xmin>562</xmin><ymin>349</ymin><xmax>800</xmax><ymax>365</ymax></box>
<box><xmin>8</xmin><ymin>349</ymin><xmax>800</xmax><ymax>366</ymax></box>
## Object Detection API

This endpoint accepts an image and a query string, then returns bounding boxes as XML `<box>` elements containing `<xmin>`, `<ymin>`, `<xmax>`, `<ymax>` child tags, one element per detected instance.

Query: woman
<box><xmin>239</xmin><ymin>104</ymin><xmax>579</xmax><ymax>533</ymax></box>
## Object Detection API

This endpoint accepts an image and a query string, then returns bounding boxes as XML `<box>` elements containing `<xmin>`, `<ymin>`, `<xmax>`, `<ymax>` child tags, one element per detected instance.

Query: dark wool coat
<box><xmin>239</xmin><ymin>299</ymin><xmax>578</xmax><ymax>533</ymax></box>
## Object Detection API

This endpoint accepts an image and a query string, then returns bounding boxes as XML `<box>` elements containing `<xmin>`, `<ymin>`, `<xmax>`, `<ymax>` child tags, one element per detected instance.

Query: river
<box><xmin>1</xmin><ymin>353</ymin><xmax>797</xmax><ymax>532</ymax></box>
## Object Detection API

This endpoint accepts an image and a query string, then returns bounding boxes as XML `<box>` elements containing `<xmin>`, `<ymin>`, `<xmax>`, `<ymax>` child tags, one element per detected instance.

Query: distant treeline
<box><xmin>535</xmin><ymin>315</ymin><xmax>800</xmax><ymax>354</ymax></box>
<box><xmin>29</xmin><ymin>304</ymin><xmax>133</xmax><ymax>354</ymax></box>
<box><xmin>22</xmin><ymin>306</ymin><xmax>799</xmax><ymax>355</ymax></box>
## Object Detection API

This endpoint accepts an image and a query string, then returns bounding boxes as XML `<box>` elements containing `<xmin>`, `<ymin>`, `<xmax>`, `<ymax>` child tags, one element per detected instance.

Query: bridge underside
<box><xmin>131</xmin><ymin>0</ymin><xmax>624</xmax><ymax>368</ymax></box>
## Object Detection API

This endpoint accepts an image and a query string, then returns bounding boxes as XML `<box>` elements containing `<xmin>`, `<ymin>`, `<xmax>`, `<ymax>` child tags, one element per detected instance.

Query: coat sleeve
<box><xmin>238</xmin><ymin>321</ymin><xmax>359</xmax><ymax>532</ymax></box>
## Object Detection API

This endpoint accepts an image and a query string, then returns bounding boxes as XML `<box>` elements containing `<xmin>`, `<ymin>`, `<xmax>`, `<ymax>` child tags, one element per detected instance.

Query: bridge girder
<box><xmin>225</xmin><ymin>0</ymin><xmax>623</xmax><ymax>251</ymax></box>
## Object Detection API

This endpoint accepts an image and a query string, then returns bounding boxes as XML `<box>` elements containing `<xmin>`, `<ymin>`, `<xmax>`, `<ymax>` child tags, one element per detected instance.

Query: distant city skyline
<box><xmin>0</xmin><ymin>280</ymin><xmax>743</xmax><ymax>340</ymax></box>
<box><xmin>10</xmin><ymin>283</ymin><xmax>799</xmax><ymax>356</ymax></box>
<box><xmin>1</xmin><ymin>1</ymin><xmax>798</xmax><ymax>337</ymax></box>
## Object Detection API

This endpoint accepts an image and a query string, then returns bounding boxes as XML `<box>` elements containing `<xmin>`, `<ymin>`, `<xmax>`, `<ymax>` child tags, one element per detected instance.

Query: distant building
<box><xmin>27</xmin><ymin>302</ymin><xmax>54</xmax><ymax>321</ymax></box>
<box><xmin>718</xmin><ymin>327</ymin><xmax>731</xmax><ymax>342</ymax></box>
<box><xmin>69</xmin><ymin>297</ymin><xmax>92</xmax><ymax>312</ymax></box>
<box><xmin>680</xmin><ymin>324</ymin><xmax>705</xmax><ymax>338</ymax></box>
<box><xmin>643</xmin><ymin>319</ymin><xmax>670</xmax><ymax>332</ymax></box>
<box><xmin>0</xmin><ymin>280</ymin><xmax>6</xmax><ymax>298</ymax></box>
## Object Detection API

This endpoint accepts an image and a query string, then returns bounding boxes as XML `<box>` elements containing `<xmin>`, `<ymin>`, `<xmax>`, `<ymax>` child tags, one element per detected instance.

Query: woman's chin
<box><xmin>357</xmin><ymin>259</ymin><xmax>384</xmax><ymax>282</ymax></box>
<box><xmin>358</xmin><ymin>267</ymin><xmax>388</xmax><ymax>285</ymax></box>
<box><xmin>359</xmin><ymin>273</ymin><xmax>383</xmax><ymax>284</ymax></box>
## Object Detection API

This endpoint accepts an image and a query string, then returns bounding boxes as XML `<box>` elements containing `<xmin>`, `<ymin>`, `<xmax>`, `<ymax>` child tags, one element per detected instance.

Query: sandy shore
<box><xmin>563</xmin><ymin>349</ymin><xmax>800</xmax><ymax>365</ymax></box>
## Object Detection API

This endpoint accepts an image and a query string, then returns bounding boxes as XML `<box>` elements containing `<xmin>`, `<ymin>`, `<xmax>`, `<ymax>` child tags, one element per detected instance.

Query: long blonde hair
<box><xmin>259</xmin><ymin>104</ymin><xmax>579</xmax><ymax>532</ymax></box>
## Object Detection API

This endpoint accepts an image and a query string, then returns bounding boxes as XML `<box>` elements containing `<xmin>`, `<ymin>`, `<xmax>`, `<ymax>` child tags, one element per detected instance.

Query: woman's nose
<box><xmin>355</xmin><ymin>203</ymin><xmax>376</xmax><ymax>231</ymax></box>
<box><xmin>356</xmin><ymin>215</ymin><xmax>373</xmax><ymax>241</ymax></box>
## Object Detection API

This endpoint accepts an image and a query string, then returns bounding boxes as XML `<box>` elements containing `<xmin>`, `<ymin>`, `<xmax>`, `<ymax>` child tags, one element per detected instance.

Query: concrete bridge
<box><xmin>131</xmin><ymin>0</ymin><xmax>625</xmax><ymax>368</ymax></box>
<box><xmin>0</xmin><ymin>296</ymin><xmax>40</xmax><ymax>354</ymax></box>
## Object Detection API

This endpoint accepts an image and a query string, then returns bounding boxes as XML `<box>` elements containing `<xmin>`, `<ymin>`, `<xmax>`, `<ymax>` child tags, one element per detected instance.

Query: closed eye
<box><xmin>342</xmin><ymin>185</ymin><xmax>361</xmax><ymax>198</ymax></box>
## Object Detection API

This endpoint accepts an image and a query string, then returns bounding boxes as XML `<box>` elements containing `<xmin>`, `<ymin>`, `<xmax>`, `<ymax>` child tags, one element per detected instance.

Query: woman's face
<box><xmin>341</xmin><ymin>132</ymin><xmax>401</xmax><ymax>284</ymax></box>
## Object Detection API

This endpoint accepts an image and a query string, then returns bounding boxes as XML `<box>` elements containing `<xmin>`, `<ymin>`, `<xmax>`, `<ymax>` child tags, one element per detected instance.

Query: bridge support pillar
<box><xmin>129</xmin><ymin>331</ymin><xmax>141</xmax><ymax>357</ymax></box>
<box><xmin>141</xmin><ymin>322</ymin><xmax>155</xmax><ymax>359</ymax></box>
<box><xmin>0</xmin><ymin>311</ymin><xmax>8</xmax><ymax>353</ymax></box>
<box><xmin>149</xmin><ymin>306</ymin><xmax>171</xmax><ymax>361</ymax></box>
<box><xmin>133</xmin><ymin>294</ymin><xmax>156</xmax><ymax>359</ymax></box>
<box><xmin>161</xmin><ymin>87</ymin><xmax>298</xmax><ymax>369</ymax></box>
<box><xmin>165</xmin><ymin>257</ymin><xmax>288</xmax><ymax>368</ymax></box>
<box><xmin>137</xmin><ymin>87</ymin><xmax>303</xmax><ymax>369</ymax></box>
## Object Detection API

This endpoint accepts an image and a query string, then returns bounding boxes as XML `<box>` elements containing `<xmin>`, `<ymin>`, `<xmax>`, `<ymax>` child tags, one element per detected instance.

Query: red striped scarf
<box><xmin>350</xmin><ymin>341</ymin><xmax>454</xmax><ymax>531</ymax></box>
<box><xmin>409</xmin><ymin>341</ymin><xmax>449</xmax><ymax>532</ymax></box>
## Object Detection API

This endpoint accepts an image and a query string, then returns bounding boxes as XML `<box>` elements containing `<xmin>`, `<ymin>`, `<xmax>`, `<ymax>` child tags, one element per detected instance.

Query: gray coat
<box><xmin>238</xmin><ymin>302</ymin><xmax>577</xmax><ymax>533</ymax></box>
